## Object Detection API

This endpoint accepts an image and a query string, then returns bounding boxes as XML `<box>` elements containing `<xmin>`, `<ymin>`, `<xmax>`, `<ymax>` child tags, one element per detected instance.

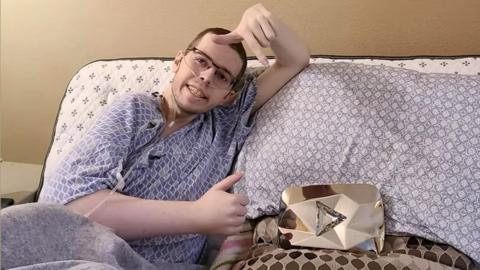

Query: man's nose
<box><xmin>198</xmin><ymin>67</ymin><xmax>216</xmax><ymax>86</ymax></box>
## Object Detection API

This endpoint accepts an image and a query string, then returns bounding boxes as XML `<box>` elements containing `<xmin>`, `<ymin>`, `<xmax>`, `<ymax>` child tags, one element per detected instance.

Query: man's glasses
<box><xmin>183</xmin><ymin>47</ymin><xmax>236</xmax><ymax>90</ymax></box>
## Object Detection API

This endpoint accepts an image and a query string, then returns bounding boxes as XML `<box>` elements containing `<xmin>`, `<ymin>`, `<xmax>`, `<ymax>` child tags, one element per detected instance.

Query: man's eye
<box><xmin>215</xmin><ymin>72</ymin><xmax>228</xmax><ymax>82</ymax></box>
<box><xmin>194</xmin><ymin>56</ymin><xmax>208</xmax><ymax>66</ymax></box>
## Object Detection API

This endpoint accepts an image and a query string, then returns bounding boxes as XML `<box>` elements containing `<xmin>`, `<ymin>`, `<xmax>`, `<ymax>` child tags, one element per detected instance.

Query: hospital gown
<box><xmin>39</xmin><ymin>76</ymin><xmax>257</xmax><ymax>264</ymax></box>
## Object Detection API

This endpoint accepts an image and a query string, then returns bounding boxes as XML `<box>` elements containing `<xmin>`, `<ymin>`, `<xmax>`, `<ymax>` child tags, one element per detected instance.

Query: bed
<box><xmin>27</xmin><ymin>55</ymin><xmax>480</xmax><ymax>269</ymax></box>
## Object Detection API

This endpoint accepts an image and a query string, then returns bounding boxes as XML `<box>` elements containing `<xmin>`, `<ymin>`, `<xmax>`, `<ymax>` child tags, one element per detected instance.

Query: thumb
<box><xmin>211</xmin><ymin>32</ymin><xmax>244</xmax><ymax>45</ymax></box>
<box><xmin>213</xmin><ymin>172</ymin><xmax>244</xmax><ymax>191</ymax></box>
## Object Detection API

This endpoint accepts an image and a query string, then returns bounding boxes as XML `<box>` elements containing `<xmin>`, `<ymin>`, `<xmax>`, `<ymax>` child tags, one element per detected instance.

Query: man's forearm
<box><xmin>66</xmin><ymin>190</ymin><xmax>198</xmax><ymax>241</ymax></box>
<box><xmin>66</xmin><ymin>173</ymin><xmax>248</xmax><ymax>240</ymax></box>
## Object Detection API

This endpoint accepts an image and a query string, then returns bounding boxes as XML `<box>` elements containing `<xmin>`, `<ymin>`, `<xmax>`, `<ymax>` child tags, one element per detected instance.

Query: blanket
<box><xmin>1</xmin><ymin>203</ymin><xmax>205</xmax><ymax>270</ymax></box>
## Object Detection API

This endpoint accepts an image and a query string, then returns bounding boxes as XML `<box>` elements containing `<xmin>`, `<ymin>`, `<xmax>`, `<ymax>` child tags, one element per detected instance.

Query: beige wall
<box><xmin>1</xmin><ymin>162</ymin><xmax>43</xmax><ymax>194</ymax></box>
<box><xmin>1</xmin><ymin>0</ymin><xmax>480</xmax><ymax>165</ymax></box>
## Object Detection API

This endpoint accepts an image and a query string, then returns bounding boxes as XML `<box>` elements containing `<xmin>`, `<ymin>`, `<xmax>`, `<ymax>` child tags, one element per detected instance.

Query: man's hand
<box><xmin>193</xmin><ymin>172</ymin><xmax>249</xmax><ymax>235</ymax></box>
<box><xmin>210</xmin><ymin>3</ymin><xmax>310</xmax><ymax>112</ymax></box>
<box><xmin>212</xmin><ymin>3</ymin><xmax>275</xmax><ymax>66</ymax></box>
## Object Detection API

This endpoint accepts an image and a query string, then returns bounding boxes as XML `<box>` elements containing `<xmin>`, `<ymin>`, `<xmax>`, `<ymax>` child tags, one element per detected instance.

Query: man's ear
<box><xmin>172</xmin><ymin>51</ymin><xmax>184</xmax><ymax>73</ymax></box>
<box><xmin>221</xmin><ymin>90</ymin><xmax>239</xmax><ymax>106</ymax></box>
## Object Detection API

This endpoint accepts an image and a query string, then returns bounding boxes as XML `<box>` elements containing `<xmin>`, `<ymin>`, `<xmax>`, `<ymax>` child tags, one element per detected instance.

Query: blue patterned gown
<box><xmin>39</xmin><ymin>76</ymin><xmax>257</xmax><ymax>264</ymax></box>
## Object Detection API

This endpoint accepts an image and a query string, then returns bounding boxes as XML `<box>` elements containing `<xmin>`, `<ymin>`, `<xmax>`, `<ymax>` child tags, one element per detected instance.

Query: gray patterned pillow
<box><xmin>234</xmin><ymin>62</ymin><xmax>480</xmax><ymax>262</ymax></box>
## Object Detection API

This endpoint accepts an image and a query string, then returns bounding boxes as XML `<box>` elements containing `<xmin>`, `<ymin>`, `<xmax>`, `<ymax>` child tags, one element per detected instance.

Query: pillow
<box><xmin>233</xmin><ymin>62</ymin><xmax>480</xmax><ymax>262</ymax></box>
<box><xmin>44</xmin><ymin>56</ymin><xmax>479</xmax><ymax>177</ymax></box>
<box><xmin>310</xmin><ymin>56</ymin><xmax>480</xmax><ymax>75</ymax></box>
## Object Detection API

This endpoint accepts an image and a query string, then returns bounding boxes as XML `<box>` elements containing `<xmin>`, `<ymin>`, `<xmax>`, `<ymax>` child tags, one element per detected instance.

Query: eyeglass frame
<box><xmin>183</xmin><ymin>47</ymin><xmax>238</xmax><ymax>90</ymax></box>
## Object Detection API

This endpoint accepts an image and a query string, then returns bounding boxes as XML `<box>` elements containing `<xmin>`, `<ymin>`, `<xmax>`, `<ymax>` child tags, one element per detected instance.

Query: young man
<box><xmin>39</xmin><ymin>3</ymin><xmax>309</xmax><ymax>265</ymax></box>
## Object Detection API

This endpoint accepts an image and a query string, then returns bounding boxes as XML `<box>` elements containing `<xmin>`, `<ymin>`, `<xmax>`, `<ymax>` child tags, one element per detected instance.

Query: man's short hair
<box><xmin>186</xmin><ymin>28</ymin><xmax>247</xmax><ymax>91</ymax></box>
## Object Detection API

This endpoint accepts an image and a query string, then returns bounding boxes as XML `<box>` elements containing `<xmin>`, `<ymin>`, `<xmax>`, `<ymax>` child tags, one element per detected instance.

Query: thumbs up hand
<box><xmin>211</xmin><ymin>3</ymin><xmax>276</xmax><ymax>66</ymax></box>
<box><xmin>193</xmin><ymin>172</ymin><xmax>249</xmax><ymax>235</ymax></box>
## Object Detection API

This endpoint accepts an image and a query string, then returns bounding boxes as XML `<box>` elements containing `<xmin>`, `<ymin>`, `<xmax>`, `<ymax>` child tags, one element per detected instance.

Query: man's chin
<box><xmin>176</xmin><ymin>101</ymin><xmax>211</xmax><ymax>115</ymax></box>
<box><xmin>174</xmin><ymin>90</ymin><xmax>215</xmax><ymax>114</ymax></box>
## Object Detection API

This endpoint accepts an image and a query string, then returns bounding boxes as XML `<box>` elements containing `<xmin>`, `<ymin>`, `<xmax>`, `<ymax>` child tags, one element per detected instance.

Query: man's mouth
<box><xmin>187</xmin><ymin>84</ymin><xmax>207</xmax><ymax>99</ymax></box>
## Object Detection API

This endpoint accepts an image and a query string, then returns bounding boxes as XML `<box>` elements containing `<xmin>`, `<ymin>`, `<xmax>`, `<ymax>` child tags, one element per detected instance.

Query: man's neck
<box><xmin>161</xmin><ymin>88</ymin><xmax>197</xmax><ymax>127</ymax></box>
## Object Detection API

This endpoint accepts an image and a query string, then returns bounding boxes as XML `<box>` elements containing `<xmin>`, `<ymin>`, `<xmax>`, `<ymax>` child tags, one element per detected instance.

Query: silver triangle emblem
<box><xmin>315</xmin><ymin>200</ymin><xmax>347</xmax><ymax>236</ymax></box>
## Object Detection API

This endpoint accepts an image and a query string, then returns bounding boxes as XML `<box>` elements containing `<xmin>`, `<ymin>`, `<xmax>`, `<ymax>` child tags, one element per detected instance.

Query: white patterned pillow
<box><xmin>234</xmin><ymin>62</ymin><xmax>480</xmax><ymax>262</ymax></box>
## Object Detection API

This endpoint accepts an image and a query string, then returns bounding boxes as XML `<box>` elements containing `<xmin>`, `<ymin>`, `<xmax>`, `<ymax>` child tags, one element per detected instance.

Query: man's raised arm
<box><xmin>213</xmin><ymin>3</ymin><xmax>310</xmax><ymax>112</ymax></box>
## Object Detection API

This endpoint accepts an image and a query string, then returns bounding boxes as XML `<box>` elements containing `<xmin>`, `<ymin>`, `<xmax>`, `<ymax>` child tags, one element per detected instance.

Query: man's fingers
<box><xmin>250</xmin><ymin>21</ymin><xmax>271</xmax><ymax>48</ymax></box>
<box><xmin>234</xmin><ymin>205</ymin><xmax>248</xmax><ymax>216</ymax></box>
<box><xmin>212</xmin><ymin>172</ymin><xmax>244</xmax><ymax>191</ymax></box>
<box><xmin>234</xmin><ymin>194</ymin><xmax>250</xmax><ymax>206</ymax></box>
<box><xmin>217</xmin><ymin>30</ymin><xmax>269</xmax><ymax>65</ymax></box>
<box><xmin>211</xmin><ymin>32</ymin><xmax>243</xmax><ymax>45</ymax></box>
<box><xmin>257</xmin><ymin>3</ymin><xmax>275</xmax><ymax>36</ymax></box>
<box><xmin>257</xmin><ymin>16</ymin><xmax>276</xmax><ymax>43</ymax></box>
<box><xmin>243</xmin><ymin>32</ymin><xmax>268</xmax><ymax>66</ymax></box>
<box><xmin>227</xmin><ymin>222</ymin><xmax>248</xmax><ymax>235</ymax></box>
<box><xmin>232</xmin><ymin>215</ymin><xmax>246</xmax><ymax>225</ymax></box>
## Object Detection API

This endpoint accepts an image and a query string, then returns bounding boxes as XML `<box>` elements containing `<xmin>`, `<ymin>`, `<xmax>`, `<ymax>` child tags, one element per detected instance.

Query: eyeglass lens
<box><xmin>185</xmin><ymin>50</ymin><xmax>235</xmax><ymax>89</ymax></box>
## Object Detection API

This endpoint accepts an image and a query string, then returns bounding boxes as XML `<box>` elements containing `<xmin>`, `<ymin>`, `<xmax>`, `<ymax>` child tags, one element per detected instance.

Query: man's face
<box><xmin>170</xmin><ymin>33</ymin><xmax>243</xmax><ymax>115</ymax></box>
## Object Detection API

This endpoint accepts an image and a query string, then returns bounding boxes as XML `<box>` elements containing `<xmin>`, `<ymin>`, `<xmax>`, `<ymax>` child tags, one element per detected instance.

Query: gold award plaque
<box><xmin>278</xmin><ymin>184</ymin><xmax>384</xmax><ymax>253</ymax></box>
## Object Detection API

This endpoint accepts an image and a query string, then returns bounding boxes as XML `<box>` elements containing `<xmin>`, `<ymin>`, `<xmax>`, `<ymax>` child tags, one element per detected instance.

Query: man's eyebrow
<box><xmin>195</xmin><ymin>49</ymin><xmax>235</xmax><ymax>78</ymax></box>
